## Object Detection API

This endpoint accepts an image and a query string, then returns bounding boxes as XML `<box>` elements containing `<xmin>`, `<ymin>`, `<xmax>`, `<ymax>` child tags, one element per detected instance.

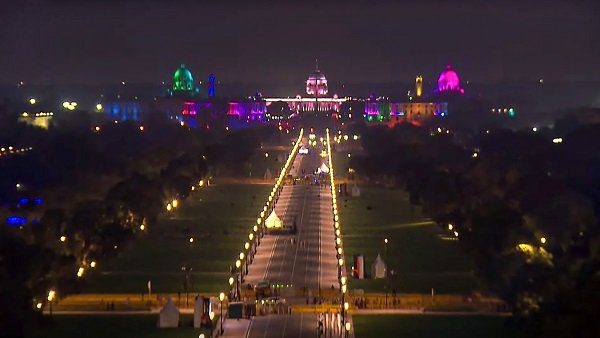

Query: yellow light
<box><xmin>60</xmin><ymin>235</ymin><xmax>66</xmax><ymax>242</ymax></box>
<box><xmin>453</xmin><ymin>231</ymin><xmax>459</xmax><ymax>237</ymax></box>
<box><xmin>334</xmin><ymin>222</ymin><xmax>339</xmax><ymax>229</ymax></box>
<box><xmin>347</xmin><ymin>153</ymin><xmax>351</xmax><ymax>158</ymax></box>
<box><xmin>189</xmin><ymin>237</ymin><xmax>194</xmax><ymax>243</ymax></box>
<box><xmin>384</xmin><ymin>238</ymin><xmax>388</xmax><ymax>244</ymax></box>
<box><xmin>29</xmin><ymin>98</ymin><xmax>36</xmax><ymax>105</ymax></box>
<box><xmin>239</xmin><ymin>252</ymin><xmax>245</xmax><ymax>260</ymax></box>
<box><xmin>264</xmin><ymin>152</ymin><xmax>269</xmax><ymax>158</ymax></box>
<box><xmin>341</xmin><ymin>276</ymin><xmax>347</xmax><ymax>285</ymax></box>
<box><xmin>96</xmin><ymin>103</ymin><xmax>103</xmax><ymax>111</ymax></box>
<box><xmin>180</xmin><ymin>121</ymin><xmax>185</xmax><ymax>126</ymax></box>
<box><xmin>235</xmin><ymin>260</ymin><xmax>241</xmax><ymax>268</ymax></box>
<box><xmin>338</xmin><ymin>258</ymin><xmax>344</xmax><ymax>267</ymax></box>
<box><xmin>228</xmin><ymin>277</ymin><xmax>234</xmax><ymax>285</ymax></box>
<box><xmin>260</xmin><ymin>211</ymin><xmax>265</xmax><ymax>218</ymax></box>
<box><xmin>90</xmin><ymin>261</ymin><xmax>97</xmax><ymax>268</ymax></box>
<box><xmin>341</xmin><ymin>284</ymin><xmax>347</xmax><ymax>294</ymax></box>
<box><xmin>448</xmin><ymin>224</ymin><xmax>453</xmax><ymax>230</ymax></box>
<box><xmin>209</xmin><ymin>311</ymin><xmax>215</xmax><ymax>320</ymax></box>
<box><xmin>21</xmin><ymin>112</ymin><xmax>29</xmax><ymax>117</ymax></box>
<box><xmin>219</xmin><ymin>292</ymin><xmax>225</xmax><ymax>302</ymax></box>
<box><xmin>249</xmin><ymin>233</ymin><xmax>254</xmax><ymax>240</ymax></box>
<box><xmin>166</xmin><ymin>203</ymin><xmax>172</xmax><ymax>211</ymax></box>
<box><xmin>139</xmin><ymin>224</ymin><xmax>145</xmax><ymax>231</ymax></box>
<box><xmin>36</xmin><ymin>302</ymin><xmax>42</xmax><ymax>309</ymax></box>
<box><xmin>540</xmin><ymin>237</ymin><xmax>547</xmax><ymax>244</ymax></box>
<box><xmin>199</xmin><ymin>180</ymin><xmax>204</xmax><ymax>187</ymax></box>
<box><xmin>337</xmin><ymin>247</ymin><xmax>343</xmax><ymax>255</ymax></box>
<box><xmin>253</xmin><ymin>225</ymin><xmax>258</xmax><ymax>232</ymax></box>
<box><xmin>257</xmin><ymin>218</ymin><xmax>262</xmax><ymax>225</ymax></box>
<box><xmin>47</xmin><ymin>290</ymin><xmax>56</xmax><ymax>302</ymax></box>
<box><xmin>335</xmin><ymin>229</ymin><xmax>341</xmax><ymax>236</ymax></box>
<box><xmin>139</xmin><ymin>125</ymin><xmax>145</xmax><ymax>131</ymax></box>
<box><xmin>191</xmin><ymin>186</ymin><xmax>195</xmax><ymax>191</ymax></box>
<box><xmin>344</xmin><ymin>302</ymin><xmax>349</xmax><ymax>310</ymax></box>
<box><xmin>94</xmin><ymin>126</ymin><xmax>101</xmax><ymax>132</ymax></box>
<box><xmin>345</xmin><ymin>322</ymin><xmax>351</xmax><ymax>332</ymax></box>
<box><xmin>77</xmin><ymin>267</ymin><xmax>85</xmax><ymax>278</ymax></box>
<box><xmin>62</xmin><ymin>101</ymin><xmax>70</xmax><ymax>108</ymax></box>
<box><xmin>336</xmin><ymin>237</ymin><xmax>341</xmax><ymax>245</ymax></box>
<box><xmin>172</xmin><ymin>199</ymin><xmax>178</xmax><ymax>208</ymax></box>
<box><xmin>244</xmin><ymin>242</ymin><xmax>250</xmax><ymax>250</ymax></box>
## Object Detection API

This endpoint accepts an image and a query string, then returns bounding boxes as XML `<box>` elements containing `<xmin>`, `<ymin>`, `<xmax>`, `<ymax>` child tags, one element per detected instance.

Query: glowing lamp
<box><xmin>249</xmin><ymin>233</ymin><xmax>254</xmax><ymax>240</ymax></box>
<box><xmin>209</xmin><ymin>312</ymin><xmax>215</xmax><ymax>320</ymax></box>
<box><xmin>341</xmin><ymin>276</ymin><xmax>347</xmax><ymax>285</ymax></box>
<box><xmin>90</xmin><ymin>261</ymin><xmax>97</xmax><ymax>268</ymax></box>
<box><xmin>540</xmin><ymin>237</ymin><xmax>547</xmax><ymax>244</ymax></box>
<box><xmin>239</xmin><ymin>252</ymin><xmax>245</xmax><ymax>260</ymax></box>
<box><xmin>338</xmin><ymin>258</ymin><xmax>344</xmax><ymax>267</ymax></box>
<box><xmin>140</xmin><ymin>224</ymin><xmax>145</xmax><ymax>231</ymax></box>
<box><xmin>166</xmin><ymin>203</ymin><xmax>172</xmax><ymax>211</ymax></box>
<box><xmin>344</xmin><ymin>302</ymin><xmax>349</xmax><ymax>310</ymax></box>
<box><xmin>341</xmin><ymin>284</ymin><xmax>347</xmax><ymax>294</ymax></box>
<box><xmin>189</xmin><ymin>237</ymin><xmax>194</xmax><ymax>243</ymax></box>
<box><xmin>219</xmin><ymin>292</ymin><xmax>225</xmax><ymax>302</ymax></box>
<box><xmin>345</xmin><ymin>322</ymin><xmax>351</xmax><ymax>332</ymax></box>
<box><xmin>172</xmin><ymin>199</ymin><xmax>178</xmax><ymax>208</ymax></box>
<box><xmin>244</xmin><ymin>242</ymin><xmax>250</xmax><ymax>250</ymax></box>
<box><xmin>257</xmin><ymin>218</ymin><xmax>262</xmax><ymax>225</ymax></box>
<box><xmin>60</xmin><ymin>235</ymin><xmax>66</xmax><ymax>242</ymax></box>
<box><xmin>47</xmin><ymin>290</ymin><xmax>56</xmax><ymax>302</ymax></box>
<box><xmin>36</xmin><ymin>303</ymin><xmax>42</xmax><ymax>309</ymax></box>
<box><xmin>77</xmin><ymin>267</ymin><xmax>85</xmax><ymax>278</ymax></box>
<box><xmin>336</xmin><ymin>238</ymin><xmax>341</xmax><ymax>245</ymax></box>
<box><xmin>29</xmin><ymin>98</ymin><xmax>36</xmax><ymax>105</ymax></box>
<box><xmin>228</xmin><ymin>277</ymin><xmax>234</xmax><ymax>285</ymax></box>
<box><xmin>235</xmin><ymin>260</ymin><xmax>241</xmax><ymax>268</ymax></box>
<box><xmin>448</xmin><ymin>224</ymin><xmax>453</xmax><ymax>230</ymax></box>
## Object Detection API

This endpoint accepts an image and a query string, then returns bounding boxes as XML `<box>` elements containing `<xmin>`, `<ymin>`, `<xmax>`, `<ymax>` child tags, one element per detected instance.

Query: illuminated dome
<box><xmin>306</xmin><ymin>64</ymin><xmax>328</xmax><ymax>96</ymax></box>
<box><xmin>437</xmin><ymin>65</ymin><xmax>464</xmax><ymax>94</ymax></box>
<box><xmin>173</xmin><ymin>64</ymin><xmax>194</xmax><ymax>92</ymax></box>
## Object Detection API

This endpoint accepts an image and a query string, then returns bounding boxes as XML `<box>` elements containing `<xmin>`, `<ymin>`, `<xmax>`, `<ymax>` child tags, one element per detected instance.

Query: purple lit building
<box><xmin>435</xmin><ymin>65</ymin><xmax>464</xmax><ymax>94</ymax></box>
<box><xmin>227</xmin><ymin>101</ymin><xmax>267</xmax><ymax>121</ymax></box>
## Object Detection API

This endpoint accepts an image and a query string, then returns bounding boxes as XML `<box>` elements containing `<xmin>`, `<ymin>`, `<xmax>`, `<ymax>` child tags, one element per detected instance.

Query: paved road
<box><xmin>245</xmin><ymin>142</ymin><xmax>338</xmax><ymax>294</ymax></box>
<box><xmin>240</xmin><ymin>137</ymin><xmax>342</xmax><ymax>338</ymax></box>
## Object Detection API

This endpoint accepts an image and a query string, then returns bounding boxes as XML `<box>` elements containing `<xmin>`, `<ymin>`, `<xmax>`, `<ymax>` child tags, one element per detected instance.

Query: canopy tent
<box><xmin>317</xmin><ymin>163</ymin><xmax>330</xmax><ymax>174</ymax></box>
<box><xmin>371</xmin><ymin>254</ymin><xmax>387</xmax><ymax>279</ymax></box>
<box><xmin>157</xmin><ymin>298</ymin><xmax>180</xmax><ymax>328</ymax></box>
<box><xmin>264</xmin><ymin>168</ymin><xmax>272</xmax><ymax>180</ymax></box>
<box><xmin>265</xmin><ymin>210</ymin><xmax>283</xmax><ymax>229</ymax></box>
<box><xmin>351</xmin><ymin>185</ymin><xmax>361</xmax><ymax>197</ymax></box>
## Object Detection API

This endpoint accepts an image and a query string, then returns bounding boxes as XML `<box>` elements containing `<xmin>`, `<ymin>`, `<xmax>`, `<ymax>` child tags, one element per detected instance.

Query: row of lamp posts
<box><xmin>221</xmin><ymin>129</ymin><xmax>305</xmax><ymax>334</ymax></box>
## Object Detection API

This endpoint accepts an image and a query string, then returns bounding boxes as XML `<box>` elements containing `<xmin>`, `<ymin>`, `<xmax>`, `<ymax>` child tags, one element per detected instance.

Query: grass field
<box><xmin>27</xmin><ymin>315</ymin><xmax>212</xmax><ymax>338</ymax></box>
<box><xmin>84</xmin><ymin>184</ymin><xmax>271</xmax><ymax>294</ymax></box>
<box><xmin>340</xmin><ymin>186</ymin><xmax>481</xmax><ymax>294</ymax></box>
<box><xmin>352</xmin><ymin>314</ymin><xmax>523</xmax><ymax>338</ymax></box>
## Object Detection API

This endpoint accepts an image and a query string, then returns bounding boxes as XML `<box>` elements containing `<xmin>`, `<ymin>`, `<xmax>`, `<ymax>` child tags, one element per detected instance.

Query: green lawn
<box><xmin>26</xmin><ymin>315</ymin><xmax>212</xmax><ymax>338</ymax></box>
<box><xmin>247</xmin><ymin>149</ymin><xmax>289</xmax><ymax>179</ymax></box>
<box><xmin>340</xmin><ymin>186</ymin><xmax>481</xmax><ymax>294</ymax></box>
<box><xmin>352</xmin><ymin>315</ymin><xmax>524</xmax><ymax>338</ymax></box>
<box><xmin>84</xmin><ymin>184</ymin><xmax>271</xmax><ymax>294</ymax></box>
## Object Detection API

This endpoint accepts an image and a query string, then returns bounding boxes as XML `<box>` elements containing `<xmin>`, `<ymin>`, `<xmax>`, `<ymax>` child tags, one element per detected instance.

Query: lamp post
<box><xmin>47</xmin><ymin>290</ymin><xmax>56</xmax><ymax>316</ymax></box>
<box><xmin>219</xmin><ymin>292</ymin><xmax>225</xmax><ymax>334</ymax></box>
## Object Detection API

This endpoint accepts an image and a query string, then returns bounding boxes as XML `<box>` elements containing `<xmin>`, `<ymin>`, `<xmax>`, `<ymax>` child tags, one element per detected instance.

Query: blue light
<box><xmin>18</xmin><ymin>198</ymin><xmax>30</xmax><ymax>205</ymax></box>
<box><xmin>6</xmin><ymin>216</ymin><xmax>27</xmax><ymax>226</ymax></box>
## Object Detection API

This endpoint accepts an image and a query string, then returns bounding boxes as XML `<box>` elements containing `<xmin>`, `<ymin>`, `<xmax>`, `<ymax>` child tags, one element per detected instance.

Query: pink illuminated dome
<box><xmin>306</xmin><ymin>62</ymin><xmax>328</xmax><ymax>96</ymax></box>
<box><xmin>437</xmin><ymin>65</ymin><xmax>464</xmax><ymax>94</ymax></box>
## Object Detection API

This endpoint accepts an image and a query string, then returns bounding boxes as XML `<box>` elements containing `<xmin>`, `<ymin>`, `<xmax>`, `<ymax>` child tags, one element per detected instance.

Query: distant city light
<box><xmin>29</xmin><ymin>98</ymin><xmax>36</xmax><ymax>105</ymax></box>
<box><xmin>96</xmin><ymin>103</ymin><xmax>103</xmax><ymax>111</ymax></box>
<box><xmin>552</xmin><ymin>137</ymin><xmax>563</xmax><ymax>144</ymax></box>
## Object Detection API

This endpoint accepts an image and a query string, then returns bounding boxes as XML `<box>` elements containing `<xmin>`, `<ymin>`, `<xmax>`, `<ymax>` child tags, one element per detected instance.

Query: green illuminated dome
<box><xmin>173</xmin><ymin>64</ymin><xmax>194</xmax><ymax>92</ymax></box>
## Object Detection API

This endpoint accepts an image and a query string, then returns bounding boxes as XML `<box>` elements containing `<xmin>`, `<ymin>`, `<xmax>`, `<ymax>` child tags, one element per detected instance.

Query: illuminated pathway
<box><xmin>241</xmin><ymin>136</ymin><xmax>340</xmax><ymax>338</ymax></box>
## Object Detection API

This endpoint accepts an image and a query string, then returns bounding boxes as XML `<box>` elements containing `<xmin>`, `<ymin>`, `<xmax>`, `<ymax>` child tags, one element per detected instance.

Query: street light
<box><xmin>47</xmin><ymin>290</ymin><xmax>56</xmax><ymax>315</ymax></box>
<box><xmin>219</xmin><ymin>292</ymin><xmax>226</xmax><ymax>334</ymax></box>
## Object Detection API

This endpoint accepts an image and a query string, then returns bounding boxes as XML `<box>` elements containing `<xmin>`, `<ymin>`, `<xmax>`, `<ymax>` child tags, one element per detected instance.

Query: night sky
<box><xmin>1</xmin><ymin>0</ymin><xmax>599</xmax><ymax>86</ymax></box>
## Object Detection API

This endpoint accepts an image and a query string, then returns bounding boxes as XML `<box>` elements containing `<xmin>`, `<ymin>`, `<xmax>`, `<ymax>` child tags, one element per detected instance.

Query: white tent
<box><xmin>265</xmin><ymin>210</ymin><xmax>283</xmax><ymax>229</ymax></box>
<box><xmin>157</xmin><ymin>298</ymin><xmax>180</xmax><ymax>328</ymax></box>
<box><xmin>351</xmin><ymin>185</ymin><xmax>361</xmax><ymax>197</ymax></box>
<box><xmin>299</xmin><ymin>146</ymin><xmax>309</xmax><ymax>155</ymax></box>
<box><xmin>264</xmin><ymin>168</ymin><xmax>272</xmax><ymax>180</ymax></box>
<box><xmin>193</xmin><ymin>297</ymin><xmax>204</xmax><ymax>328</ymax></box>
<box><xmin>371</xmin><ymin>254</ymin><xmax>387</xmax><ymax>279</ymax></box>
<box><xmin>317</xmin><ymin>163</ymin><xmax>330</xmax><ymax>174</ymax></box>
